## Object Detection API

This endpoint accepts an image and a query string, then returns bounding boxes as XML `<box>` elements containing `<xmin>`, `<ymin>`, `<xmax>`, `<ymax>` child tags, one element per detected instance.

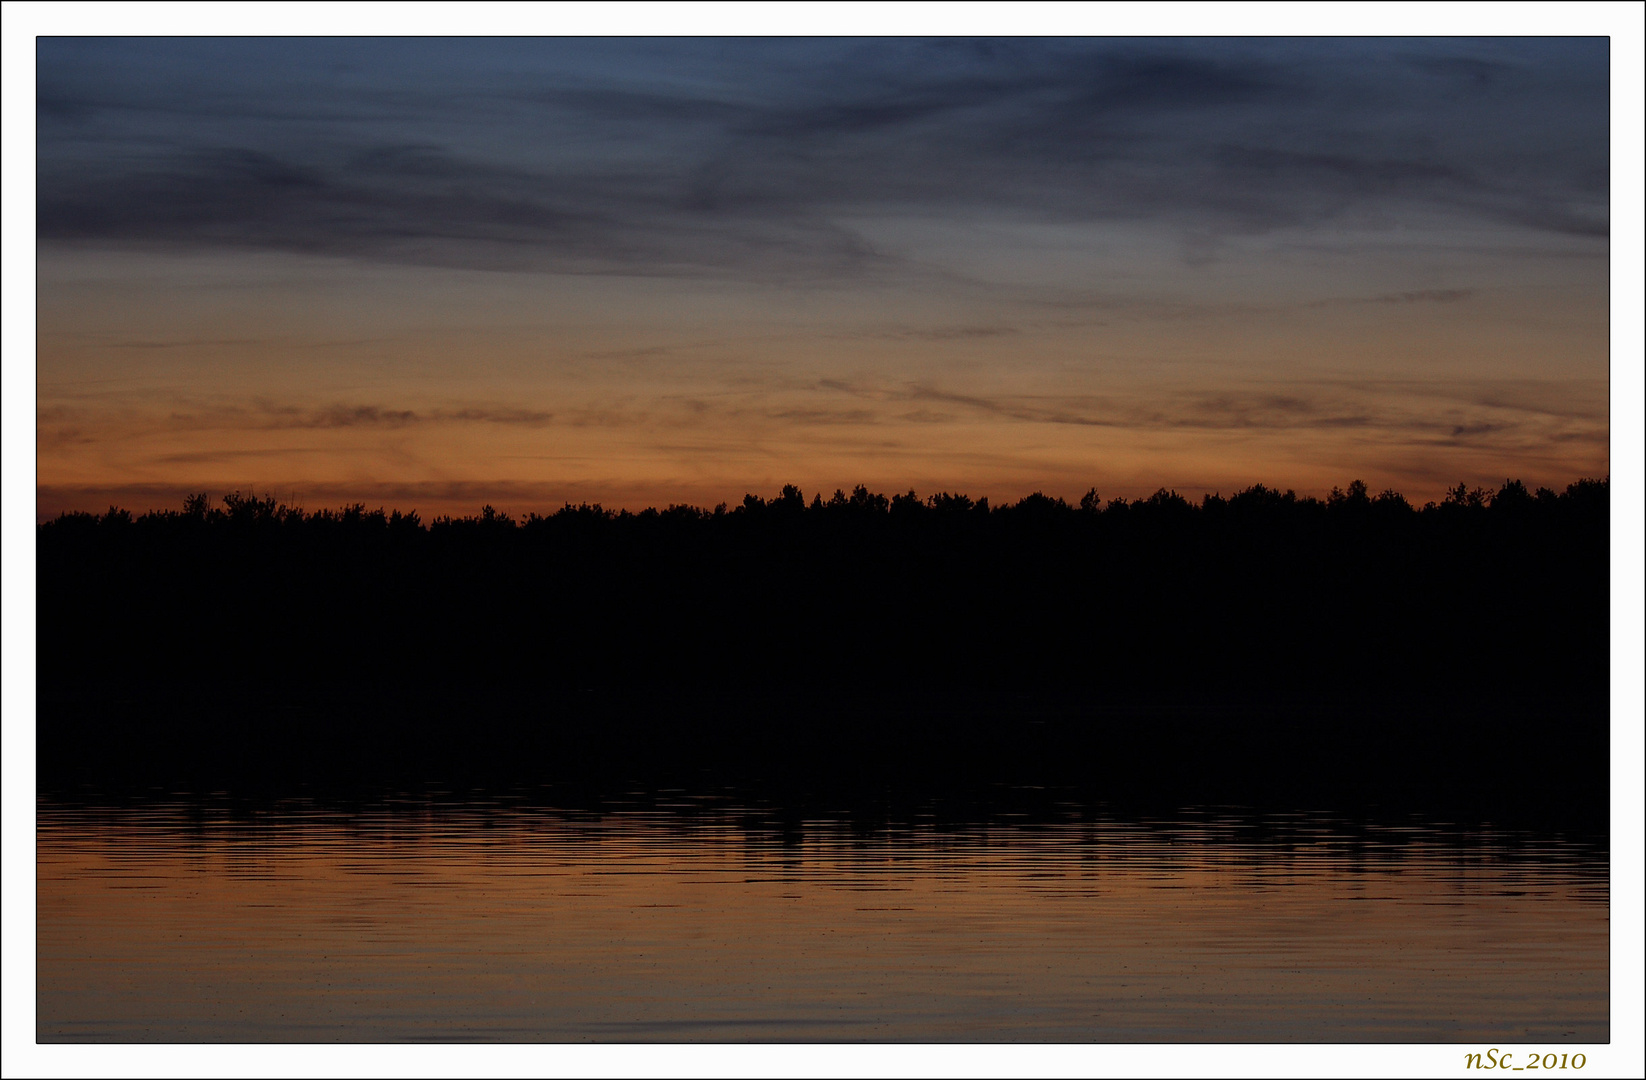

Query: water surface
<box><xmin>37</xmin><ymin>793</ymin><xmax>1607</xmax><ymax>1042</ymax></box>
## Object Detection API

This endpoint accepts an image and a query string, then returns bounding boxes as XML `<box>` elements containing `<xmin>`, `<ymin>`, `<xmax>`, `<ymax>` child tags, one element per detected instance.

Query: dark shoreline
<box><xmin>37</xmin><ymin>478</ymin><xmax>1610</xmax><ymax>828</ymax></box>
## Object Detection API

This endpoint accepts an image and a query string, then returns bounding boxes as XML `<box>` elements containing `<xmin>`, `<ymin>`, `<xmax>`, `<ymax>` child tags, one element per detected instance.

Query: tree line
<box><xmin>42</xmin><ymin>476</ymin><xmax>1608</xmax><ymax>535</ymax></box>
<box><xmin>36</xmin><ymin>477</ymin><xmax>1608</xmax><ymax>797</ymax></box>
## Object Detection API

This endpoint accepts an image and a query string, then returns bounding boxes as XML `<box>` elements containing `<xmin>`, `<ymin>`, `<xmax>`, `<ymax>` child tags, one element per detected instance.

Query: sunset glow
<box><xmin>35</xmin><ymin>38</ymin><xmax>1609</xmax><ymax>518</ymax></box>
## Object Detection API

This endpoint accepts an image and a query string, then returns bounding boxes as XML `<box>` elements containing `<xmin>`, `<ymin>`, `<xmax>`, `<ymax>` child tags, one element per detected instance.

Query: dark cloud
<box><xmin>91</xmin><ymin>335</ymin><xmax>392</xmax><ymax>352</ymax></box>
<box><xmin>438</xmin><ymin>407</ymin><xmax>556</xmax><ymax>426</ymax></box>
<box><xmin>295</xmin><ymin>405</ymin><xmax>419</xmax><ymax>429</ymax></box>
<box><xmin>809</xmin><ymin>376</ymin><xmax>1602</xmax><ymax>442</ymax></box>
<box><xmin>1449</xmin><ymin>422</ymin><xmax>1508</xmax><ymax>438</ymax></box>
<box><xmin>1371</xmin><ymin>289</ymin><xmax>1473</xmax><ymax>304</ymax></box>
<box><xmin>1305</xmin><ymin>288</ymin><xmax>1476</xmax><ymax>309</ymax></box>
<box><xmin>153</xmin><ymin>401</ymin><xmax>556</xmax><ymax>432</ymax></box>
<box><xmin>155</xmin><ymin>447</ymin><xmax>335</xmax><ymax>464</ymax></box>
<box><xmin>857</xmin><ymin>325</ymin><xmax>1023</xmax><ymax>342</ymax></box>
<box><xmin>1403</xmin><ymin>55</ymin><xmax>1515</xmax><ymax>86</ymax></box>
<box><xmin>36</xmin><ymin>39</ymin><xmax>1609</xmax><ymax>276</ymax></box>
<box><xmin>766</xmin><ymin>408</ymin><xmax>879</xmax><ymax>425</ymax></box>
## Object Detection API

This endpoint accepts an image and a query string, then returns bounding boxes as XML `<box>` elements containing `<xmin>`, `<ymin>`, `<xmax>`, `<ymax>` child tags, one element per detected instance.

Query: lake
<box><xmin>37</xmin><ymin>790</ymin><xmax>1608</xmax><ymax>1042</ymax></box>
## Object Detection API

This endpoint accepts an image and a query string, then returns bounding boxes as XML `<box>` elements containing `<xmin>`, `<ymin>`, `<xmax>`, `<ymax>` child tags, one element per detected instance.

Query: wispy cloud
<box><xmin>38</xmin><ymin>400</ymin><xmax>561</xmax><ymax>444</ymax></box>
<box><xmin>36</xmin><ymin>39</ymin><xmax>1608</xmax><ymax>277</ymax></box>
<box><xmin>807</xmin><ymin>375</ymin><xmax>1606</xmax><ymax>443</ymax></box>
<box><xmin>1369</xmin><ymin>288</ymin><xmax>1473</xmax><ymax>305</ymax></box>
<box><xmin>157</xmin><ymin>401</ymin><xmax>558</xmax><ymax>431</ymax></box>
<box><xmin>154</xmin><ymin>447</ymin><xmax>337</xmax><ymax>464</ymax></box>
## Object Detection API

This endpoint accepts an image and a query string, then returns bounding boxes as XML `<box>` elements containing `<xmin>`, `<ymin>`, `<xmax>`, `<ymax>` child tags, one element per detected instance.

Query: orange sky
<box><xmin>36</xmin><ymin>233</ymin><xmax>1608</xmax><ymax>520</ymax></box>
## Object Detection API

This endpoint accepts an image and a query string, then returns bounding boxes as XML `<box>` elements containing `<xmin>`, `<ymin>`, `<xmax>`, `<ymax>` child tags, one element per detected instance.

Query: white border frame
<box><xmin>5</xmin><ymin>5</ymin><xmax>1642</xmax><ymax>1078</ymax></box>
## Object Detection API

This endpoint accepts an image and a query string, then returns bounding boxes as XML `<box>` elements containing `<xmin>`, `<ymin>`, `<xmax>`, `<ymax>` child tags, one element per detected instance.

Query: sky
<box><xmin>34</xmin><ymin>37</ymin><xmax>1612</xmax><ymax>518</ymax></box>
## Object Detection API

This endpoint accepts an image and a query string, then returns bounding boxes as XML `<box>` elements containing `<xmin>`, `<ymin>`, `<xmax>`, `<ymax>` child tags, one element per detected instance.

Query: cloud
<box><xmin>1448</xmin><ymin>421</ymin><xmax>1507</xmax><ymax>438</ymax></box>
<box><xmin>437</xmin><ymin>407</ymin><xmax>556</xmax><ymax>426</ymax></box>
<box><xmin>1370</xmin><ymin>289</ymin><xmax>1473</xmax><ymax>305</ymax></box>
<box><xmin>863</xmin><ymin>325</ymin><xmax>1022</xmax><ymax>341</ymax></box>
<box><xmin>765</xmin><ymin>408</ymin><xmax>880</xmax><ymax>425</ymax></box>
<box><xmin>1303</xmin><ymin>288</ymin><xmax>1475</xmax><ymax>310</ymax></box>
<box><xmin>35</xmin><ymin>39</ymin><xmax>1608</xmax><ymax>277</ymax></box>
<box><xmin>154</xmin><ymin>447</ymin><xmax>335</xmax><ymax>464</ymax></box>
<box><xmin>808</xmin><ymin>375</ymin><xmax>1606</xmax><ymax>444</ymax></box>
<box><xmin>148</xmin><ymin>401</ymin><xmax>556</xmax><ymax>433</ymax></box>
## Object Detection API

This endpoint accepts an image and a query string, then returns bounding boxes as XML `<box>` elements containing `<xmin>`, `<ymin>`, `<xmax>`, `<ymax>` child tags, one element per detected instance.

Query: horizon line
<box><xmin>37</xmin><ymin>474</ymin><xmax>1611</xmax><ymax>526</ymax></box>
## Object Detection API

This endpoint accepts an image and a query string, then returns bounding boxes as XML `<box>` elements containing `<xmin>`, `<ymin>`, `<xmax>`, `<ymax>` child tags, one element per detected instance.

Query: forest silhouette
<box><xmin>37</xmin><ymin>478</ymin><xmax>1609</xmax><ymax>814</ymax></box>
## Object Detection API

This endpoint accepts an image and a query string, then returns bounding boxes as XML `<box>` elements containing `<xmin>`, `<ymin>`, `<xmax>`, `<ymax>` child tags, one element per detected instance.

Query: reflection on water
<box><xmin>37</xmin><ymin>792</ymin><xmax>1608</xmax><ymax>1042</ymax></box>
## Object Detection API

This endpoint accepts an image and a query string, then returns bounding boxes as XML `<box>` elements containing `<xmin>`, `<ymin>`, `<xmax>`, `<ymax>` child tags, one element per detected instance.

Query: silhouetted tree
<box><xmin>37</xmin><ymin>475</ymin><xmax>1608</xmax><ymax>793</ymax></box>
